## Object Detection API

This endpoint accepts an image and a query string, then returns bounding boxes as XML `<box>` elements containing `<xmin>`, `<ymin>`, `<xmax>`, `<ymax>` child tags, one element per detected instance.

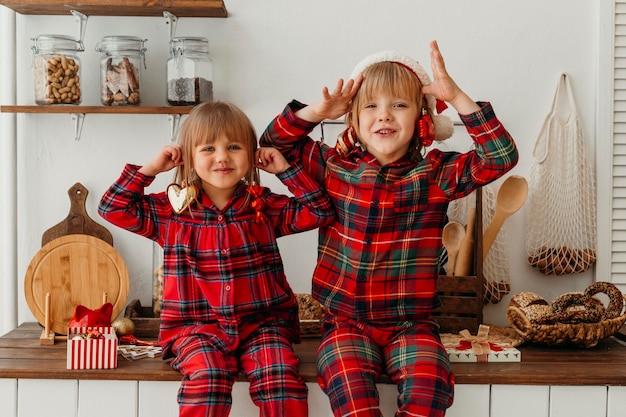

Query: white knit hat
<box><xmin>349</xmin><ymin>50</ymin><xmax>454</xmax><ymax>141</ymax></box>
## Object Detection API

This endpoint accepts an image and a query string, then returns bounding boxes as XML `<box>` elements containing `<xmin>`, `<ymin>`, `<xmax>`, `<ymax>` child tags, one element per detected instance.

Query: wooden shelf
<box><xmin>0</xmin><ymin>0</ymin><xmax>227</xmax><ymax>17</ymax></box>
<box><xmin>1</xmin><ymin>105</ymin><xmax>194</xmax><ymax>141</ymax></box>
<box><xmin>1</xmin><ymin>105</ymin><xmax>194</xmax><ymax>115</ymax></box>
<box><xmin>4</xmin><ymin>322</ymin><xmax>626</xmax><ymax>386</ymax></box>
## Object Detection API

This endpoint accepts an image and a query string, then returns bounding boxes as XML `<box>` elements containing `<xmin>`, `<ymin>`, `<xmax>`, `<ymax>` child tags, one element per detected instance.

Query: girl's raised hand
<box><xmin>139</xmin><ymin>145</ymin><xmax>184</xmax><ymax>177</ymax></box>
<box><xmin>255</xmin><ymin>147</ymin><xmax>290</xmax><ymax>174</ymax></box>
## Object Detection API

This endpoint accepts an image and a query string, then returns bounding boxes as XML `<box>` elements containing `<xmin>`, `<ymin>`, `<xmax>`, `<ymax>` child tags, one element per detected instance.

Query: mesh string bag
<box><xmin>525</xmin><ymin>74</ymin><xmax>597</xmax><ymax>275</ymax></box>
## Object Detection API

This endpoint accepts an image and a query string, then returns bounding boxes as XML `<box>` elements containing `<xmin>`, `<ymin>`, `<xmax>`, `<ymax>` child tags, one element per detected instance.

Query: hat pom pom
<box><xmin>433</xmin><ymin>114</ymin><xmax>454</xmax><ymax>141</ymax></box>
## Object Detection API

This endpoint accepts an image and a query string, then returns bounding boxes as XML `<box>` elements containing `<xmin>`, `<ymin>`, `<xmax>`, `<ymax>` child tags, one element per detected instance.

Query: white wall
<box><xmin>0</xmin><ymin>0</ymin><xmax>601</xmax><ymax>335</ymax></box>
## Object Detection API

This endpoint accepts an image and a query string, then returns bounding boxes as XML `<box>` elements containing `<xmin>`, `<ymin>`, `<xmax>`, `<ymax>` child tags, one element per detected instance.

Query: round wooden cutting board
<box><xmin>24</xmin><ymin>234</ymin><xmax>129</xmax><ymax>335</ymax></box>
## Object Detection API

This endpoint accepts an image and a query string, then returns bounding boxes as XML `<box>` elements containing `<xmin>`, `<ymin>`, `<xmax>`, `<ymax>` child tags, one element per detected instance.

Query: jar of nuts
<box><xmin>95</xmin><ymin>36</ymin><xmax>147</xmax><ymax>106</ymax></box>
<box><xmin>31</xmin><ymin>34</ymin><xmax>84</xmax><ymax>105</ymax></box>
<box><xmin>167</xmin><ymin>37</ymin><xmax>214</xmax><ymax>106</ymax></box>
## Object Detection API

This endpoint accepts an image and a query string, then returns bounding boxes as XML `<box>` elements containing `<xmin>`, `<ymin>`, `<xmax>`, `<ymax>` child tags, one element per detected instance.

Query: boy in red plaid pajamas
<box><xmin>99</xmin><ymin>101</ymin><xmax>334</xmax><ymax>417</ymax></box>
<box><xmin>260</xmin><ymin>41</ymin><xmax>519</xmax><ymax>417</ymax></box>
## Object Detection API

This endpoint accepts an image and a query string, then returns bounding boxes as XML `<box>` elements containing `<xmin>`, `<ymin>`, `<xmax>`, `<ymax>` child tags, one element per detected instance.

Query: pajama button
<box><xmin>217</xmin><ymin>215</ymin><xmax>224</xmax><ymax>222</ymax></box>
<box><xmin>225</xmin><ymin>285</ymin><xmax>231</xmax><ymax>291</ymax></box>
<box><xmin>221</xmin><ymin>249</ymin><xmax>228</xmax><ymax>255</ymax></box>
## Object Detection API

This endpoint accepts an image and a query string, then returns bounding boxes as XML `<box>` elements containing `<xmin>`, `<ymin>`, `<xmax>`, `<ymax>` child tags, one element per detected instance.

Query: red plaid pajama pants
<box><xmin>316</xmin><ymin>315</ymin><xmax>454</xmax><ymax>417</ymax></box>
<box><xmin>170</xmin><ymin>324</ymin><xmax>308</xmax><ymax>417</ymax></box>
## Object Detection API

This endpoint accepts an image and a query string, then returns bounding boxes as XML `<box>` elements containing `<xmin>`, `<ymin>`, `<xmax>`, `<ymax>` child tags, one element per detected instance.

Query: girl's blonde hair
<box><xmin>346</xmin><ymin>61</ymin><xmax>430</xmax><ymax>161</ymax></box>
<box><xmin>174</xmin><ymin>101</ymin><xmax>260</xmax><ymax>202</ymax></box>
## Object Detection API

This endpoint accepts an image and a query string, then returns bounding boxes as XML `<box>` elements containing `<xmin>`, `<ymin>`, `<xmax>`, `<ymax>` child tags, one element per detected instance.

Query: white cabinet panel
<box><xmin>608</xmin><ymin>386</ymin><xmax>626</xmax><ymax>417</ymax></box>
<box><xmin>307</xmin><ymin>382</ymin><xmax>334</xmax><ymax>417</ymax></box>
<box><xmin>447</xmin><ymin>384</ymin><xmax>489</xmax><ymax>417</ymax></box>
<box><xmin>230</xmin><ymin>382</ymin><xmax>259</xmax><ymax>416</ymax></box>
<box><xmin>377</xmin><ymin>383</ymin><xmax>399</xmax><ymax>416</ymax></box>
<box><xmin>78</xmin><ymin>380</ymin><xmax>137</xmax><ymax>417</ymax></box>
<box><xmin>0</xmin><ymin>379</ymin><xmax>17</xmax><ymax>417</ymax></box>
<box><xmin>17</xmin><ymin>379</ymin><xmax>77</xmax><ymax>417</ymax></box>
<box><xmin>138</xmin><ymin>381</ymin><xmax>180</xmax><ymax>417</ymax></box>
<box><xmin>491</xmin><ymin>385</ymin><xmax>549</xmax><ymax>417</ymax></box>
<box><xmin>550</xmin><ymin>386</ymin><xmax>607</xmax><ymax>417</ymax></box>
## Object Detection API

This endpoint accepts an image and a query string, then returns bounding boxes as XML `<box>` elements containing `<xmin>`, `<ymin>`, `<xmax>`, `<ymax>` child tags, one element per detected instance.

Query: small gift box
<box><xmin>443</xmin><ymin>324</ymin><xmax>521</xmax><ymax>363</ymax></box>
<box><xmin>66</xmin><ymin>327</ymin><xmax>118</xmax><ymax>369</ymax></box>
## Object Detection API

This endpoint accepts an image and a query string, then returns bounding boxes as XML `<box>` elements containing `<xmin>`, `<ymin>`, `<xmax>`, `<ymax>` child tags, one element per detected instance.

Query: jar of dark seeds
<box><xmin>31</xmin><ymin>34</ymin><xmax>84</xmax><ymax>105</ymax></box>
<box><xmin>95</xmin><ymin>36</ymin><xmax>147</xmax><ymax>106</ymax></box>
<box><xmin>167</xmin><ymin>37</ymin><xmax>213</xmax><ymax>106</ymax></box>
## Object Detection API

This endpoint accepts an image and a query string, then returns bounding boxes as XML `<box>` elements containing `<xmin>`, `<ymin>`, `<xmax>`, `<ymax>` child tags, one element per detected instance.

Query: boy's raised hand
<box><xmin>422</xmin><ymin>40</ymin><xmax>479</xmax><ymax>115</ymax></box>
<box><xmin>299</xmin><ymin>76</ymin><xmax>363</xmax><ymax>123</ymax></box>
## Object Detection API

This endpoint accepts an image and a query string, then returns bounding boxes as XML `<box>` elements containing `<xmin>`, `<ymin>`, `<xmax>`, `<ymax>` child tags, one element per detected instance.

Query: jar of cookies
<box><xmin>152</xmin><ymin>243</ymin><xmax>164</xmax><ymax>318</ymax></box>
<box><xmin>166</xmin><ymin>37</ymin><xmax>213</xmax><ymax>106</ymax></box>
<box><xmin>31</xmin><ymin>34</ymin><xmax>84</xmax><ymax>105</ymax></box>
<box><xmin>95</xmin><ymin>36</ymin><xmax>147</xmax><ymax>106</ymax></box>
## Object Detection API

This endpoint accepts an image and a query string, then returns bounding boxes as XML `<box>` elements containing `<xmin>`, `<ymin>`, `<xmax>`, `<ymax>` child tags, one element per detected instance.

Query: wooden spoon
<box><xmin>454</xmin><ymin>208</ymin><xmax>476</xmax><ymax>277</ymax></box>
<box><xmin>482</xmin><ymin>175</ymin><xmax>529</xmax><ymax>259</ymax></box>
<box><xmin>442</xmin><ymin>221</ymin><xmax>466</xmax><ymax>276</ymax></box>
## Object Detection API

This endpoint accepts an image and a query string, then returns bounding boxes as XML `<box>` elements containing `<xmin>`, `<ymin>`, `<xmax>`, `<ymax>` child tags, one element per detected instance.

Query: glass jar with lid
<box><xmin>31</xmin><ymin>34</ymin><xmax>84</xmax><ymax>105</ymax></box>
<box><xmin>152</xmin><ymin>243</ymin><xmax>164</xmax><ymax>318</ymax></box>
<box><xmin>95</xmin><ymin>36</ymin><xmax>147</xmax><ymax>106</ymax></box>
<box><xmin>167</xmin><ymin>37</ymin><xmax>214</xmax><ymax>106</ymax></box>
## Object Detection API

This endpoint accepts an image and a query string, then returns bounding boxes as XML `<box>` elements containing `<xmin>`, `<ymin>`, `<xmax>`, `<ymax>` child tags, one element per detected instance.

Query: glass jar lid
<box><xmin>31</xmin><ymin>34</ymin><xmax>85</xmax><ymax>54</ymax></box>
<box><xmin>95</xmin><ymin>35</ymin><xmax>148</xmax><ymax>54</ymax></box>
<box><xmin>169</xmin><ymin>37</ymin><xmax>210</xmax><ymax>55</ymax></box>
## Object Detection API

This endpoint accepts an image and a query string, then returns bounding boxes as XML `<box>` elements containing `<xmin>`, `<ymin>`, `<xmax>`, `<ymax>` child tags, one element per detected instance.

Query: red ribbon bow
<box><xmin>247</xmin><ymin>184</ymin><xmax>267</xmax><ymax>224</ymax></box>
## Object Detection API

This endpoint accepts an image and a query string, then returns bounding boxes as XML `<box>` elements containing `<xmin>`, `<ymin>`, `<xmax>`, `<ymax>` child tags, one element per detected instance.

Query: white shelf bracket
<box><xmin>163</xmin><ymin>11</ymin><xmax>178</xmax><ymax>41</ymax></box>
<box><xmin>168</xmin><ymin>114</ymin><xmax>181</xmax><ymax>143</ymax></box>
<box><xmin>71</xmin><ymin>113</ymin><xmax>85</xmax><ymax>141</ymax></box>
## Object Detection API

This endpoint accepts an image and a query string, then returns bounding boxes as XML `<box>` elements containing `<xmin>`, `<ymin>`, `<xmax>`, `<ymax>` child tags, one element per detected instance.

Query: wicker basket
<box><xmin>506</xmin><ymin>295</ymin><xmax>626</xmax><ymax>348</ymax></box>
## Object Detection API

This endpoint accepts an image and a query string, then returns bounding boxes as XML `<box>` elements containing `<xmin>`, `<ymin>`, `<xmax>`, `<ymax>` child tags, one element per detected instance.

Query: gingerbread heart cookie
<box><xmin>167</xmin><ymin>183</ymin><xmax>197</xmax><ymax>214</ymax></box>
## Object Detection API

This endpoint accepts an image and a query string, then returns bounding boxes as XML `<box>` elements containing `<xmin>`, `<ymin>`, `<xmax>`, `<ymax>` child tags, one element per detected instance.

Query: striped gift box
<box><xmin>66</xmin><ymin>327</ymin><xmax>118</xmax><ymax>369</ymax></box>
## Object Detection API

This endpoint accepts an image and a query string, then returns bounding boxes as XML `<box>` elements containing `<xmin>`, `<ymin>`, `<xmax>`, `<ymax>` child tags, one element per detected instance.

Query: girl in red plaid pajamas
<box><xmin>99</xmin><ymin>101</ymin><xmax>334</xmax><ymax>417</ymax></box>
<box><xmin>261</xmin><ymin>41</ymin><xmax>519</xmax><ymax>417</ymax></box>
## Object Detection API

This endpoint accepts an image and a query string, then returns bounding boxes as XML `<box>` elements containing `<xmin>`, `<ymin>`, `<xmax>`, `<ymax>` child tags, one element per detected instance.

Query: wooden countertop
<box><xmin>2</xmin><ymin>323</ymin><xmax>626</xmax><ymax>386</ymax></box>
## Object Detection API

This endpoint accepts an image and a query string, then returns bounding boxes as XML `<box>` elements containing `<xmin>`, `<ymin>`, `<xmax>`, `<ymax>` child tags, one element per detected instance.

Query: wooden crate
<box><xmin>433</xmin><ymin>187</ymin><xmax>484</xmax><ymax>334</ymax></box>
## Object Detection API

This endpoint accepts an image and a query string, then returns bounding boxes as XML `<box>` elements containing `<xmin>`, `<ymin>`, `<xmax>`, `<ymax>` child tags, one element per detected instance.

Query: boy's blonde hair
<box><xmin>346</xmin><ymin>62</ymin><xmax>430</xmax><ymax>161</ymax></box>
<box><xmin>174</xmin><ymin>101</ymin><xmax>260</xmax><ymax>198</ymax></box>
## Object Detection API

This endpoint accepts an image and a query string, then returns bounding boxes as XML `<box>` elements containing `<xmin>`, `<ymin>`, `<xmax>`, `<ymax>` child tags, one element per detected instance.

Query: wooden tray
<box><xmin>24</xmin><ymin>234</ymin><xmax>129</xmax><ymax>335</ymax></box>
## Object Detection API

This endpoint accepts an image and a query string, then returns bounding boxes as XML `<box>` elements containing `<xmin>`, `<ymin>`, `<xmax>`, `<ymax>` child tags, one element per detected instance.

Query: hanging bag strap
<box><xmin>532</xmin><ymin>73</ymin><xmax>577</xmax><ymax>163</ymax></box>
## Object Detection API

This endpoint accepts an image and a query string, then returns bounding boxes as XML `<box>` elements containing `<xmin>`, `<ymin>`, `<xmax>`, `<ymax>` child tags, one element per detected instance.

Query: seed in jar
<box><xmin>167</xmin><ymin>77</ymin><xmax>213</xmax><ymax>106</ymax></box>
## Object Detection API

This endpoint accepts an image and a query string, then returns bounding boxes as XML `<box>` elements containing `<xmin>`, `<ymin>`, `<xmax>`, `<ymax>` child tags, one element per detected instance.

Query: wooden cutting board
<box><xmin>24</xmin><ymin>234</ymin><xmax>129</xmax><ymax>335</ymax></box>
<box><xmin>41</xmin><ymin>182</ymin><xmax>113</xmax><ymax>247</ymax></box>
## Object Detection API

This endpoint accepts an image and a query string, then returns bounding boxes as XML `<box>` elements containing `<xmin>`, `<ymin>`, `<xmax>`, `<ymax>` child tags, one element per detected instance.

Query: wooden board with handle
<box><xmin>42</xmin><ymin>182</ymin><xmax>113</xmax><ymax>246</ymax></box>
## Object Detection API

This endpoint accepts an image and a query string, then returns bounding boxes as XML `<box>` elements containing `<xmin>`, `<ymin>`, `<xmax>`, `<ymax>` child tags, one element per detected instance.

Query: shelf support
<box><xmin>168</xmin><ymin>113</ymin><xmax>181</xmax><ymax>142</ymax></box>
<box><xmin>163</xmin><ymin>11</ymin><xmax>178</xmax><ymax>40</ymax></box>
<box><xmin>71</xmin><ymin>113</ymin><xmax>85</xmax><ymax>141</ymax></box>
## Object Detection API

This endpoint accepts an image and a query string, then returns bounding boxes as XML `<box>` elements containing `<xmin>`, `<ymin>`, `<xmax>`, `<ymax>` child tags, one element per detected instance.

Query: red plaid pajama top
<box><xmin>99</xmin><ymin>163</ymin><xmax>334</xmax><ymax>357</ymax></box>
<box><xmin>260</xmin><ymin>100</ymin><xmax>518</xmax><ymax>322</ymax></box>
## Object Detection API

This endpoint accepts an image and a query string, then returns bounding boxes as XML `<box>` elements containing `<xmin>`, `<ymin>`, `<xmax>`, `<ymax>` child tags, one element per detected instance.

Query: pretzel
<box><xmin>509</xmin><ymin>292</ymin><xmax>549</xmax><ymax>309</ymax></box>
<box><xmin>584</xmin><ymin>282</ymin><xmax>624</xmax><ymax>319</ymax></box>
<box><xmin>508</xmin><ymin>292</ymin><xmax>553</xmax><ymax>323</ymax></box>
<box><xmin>539</xmin><ymin>292</ymin><xmax>603</xmax><ymax>324</ymax></box>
